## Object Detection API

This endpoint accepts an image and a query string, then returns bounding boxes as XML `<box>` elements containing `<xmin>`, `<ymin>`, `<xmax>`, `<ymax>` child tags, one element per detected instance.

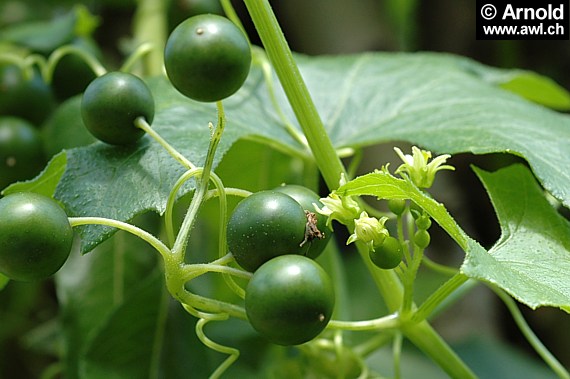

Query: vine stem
<box><xmin>164</xmin><ymin>168</ymin><xmax>203</xmax><ymax>245</ymax></box>
<box><xmin>328</xmin><ymin>313</ymin><xmax>400</xmax><ymax>331</ymax></box>
<box><xmin>492</xmin><ymin>287</ymin><xmax>570</xmax><ymax>379</ymax></box>
<box><xmin>412</xmin><ymin>273</ymin><xmax>469</xmax><ymax>323</ymax></box>
<box><xmin>135</xmin><ymin>117</ymin><xmax>196</xmax><ymax>171</ymax></box>
<box><xmin>132</xmin><ymin>0</ymin><xmax>167</xmax><ymax>76</ymax></box>
<box><xmin>242</xmin><ymin>1</ymin><xmax>477</xmax><ymax>377</ymax></box>
<box><xmin>208</xmin><ymin>173</ymin><xmax>248</xmax><ymax>299</ymax></box>
<box><xmin>171</xmin><ymin>102</ymin><xmax>226</xmax><ymax>260</ymax></box>
<box><xmin>242</xmin><ymin>0</ymin><xmax>345</xmax><ymax>191</ymax></box>
<box><xmin>220</xmin><ymin>0</ymin><xmax>248</xmax><ymax>38</ymax></box>
<box><xmin>44</xmin><ymin>45</ymin><xmax>107</xmax><ymax>82</ymax></box>
<box><xmin>401</xmin><ymin>243</ymin><xmax>425</xmax><ymax>317</ymax></box>
<box><xmin>120</xmin><ymin>42</ymin><xmax>155</xmax><ymax>74</ymax></box>
<box><xmin>252</xmin><ymin>48</ymin><xmax>309</xmax><ymax>149</ymax></box>
<box><xmin>204</xmin><ymin>187</ymin><xmax>252</xmax><ymax>201</ymax></box>
<box><xmin>68</xmin><ymin>217</ymin><xmax>171</xmax><ymax>260</ymax></box>
<box><xmin>393</xmin><ymin>332</ymin><xmax>403</xmax><ymax>379</ymax></box>
<box><xmin>195</xmin><ymin>317</ymin><xmax>240</xmax><ymax>379</ymax></box>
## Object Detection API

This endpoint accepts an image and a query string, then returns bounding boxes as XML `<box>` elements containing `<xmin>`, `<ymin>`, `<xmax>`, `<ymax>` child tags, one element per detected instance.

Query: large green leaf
<box><xmin>0</xmin><ymin>5</ymin><xmax>99</xmax><ymax>55</ymax></box>
<box><xmin>289</xmin><ymin>53</ymin><xmax>570</xmax><ymax>210</ymax></box>
<box><xmin>18</xmin><ymin>51</ymin><xmax>570</xmax><ymax>252</ymax></box>
<box><xmin>55</xmin><ymin>215</ymin><xmax>160</xmax><ymax>378</ymax></box>
<box><xmin>58</xmin><ymin>213</ymin><xmax>219</xmax><ymax>378</ymax></box>
<box><xmin>463</xmin><ymin>164</ymin><xmax>570</xmax><ymax>312</ymax></box>
<box><xmin>80</xmin><ymin>270</ymin><xmax>164</xmax><ymax>379</ymax></box>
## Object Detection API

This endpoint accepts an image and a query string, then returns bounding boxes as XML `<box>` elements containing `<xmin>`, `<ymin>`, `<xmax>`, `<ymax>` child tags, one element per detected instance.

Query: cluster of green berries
<box><xmin>226</xmin><ymin>185</ymin><xmax>335</xmax><ymax>346</ymax></box>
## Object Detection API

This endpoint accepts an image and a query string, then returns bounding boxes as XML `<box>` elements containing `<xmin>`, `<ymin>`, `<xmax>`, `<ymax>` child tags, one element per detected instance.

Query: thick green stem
<box><xmin>133</xmin><ymin>0</ymin><xmax>167</xmax><ymax>76</ymax></box>
<box><xmin>243</xmin><ymin>1</ymin><xmax>476</xmax><ymax>377</ymax></box>
<box><xmin>402</xmin><ymin>321</ymin><xmax>477</xmax><ymax>379</ymax></box>
<box><xmin>242</xmin><ymin>0</ymin><xmax>345</xmax><ymax>190</ymax></box>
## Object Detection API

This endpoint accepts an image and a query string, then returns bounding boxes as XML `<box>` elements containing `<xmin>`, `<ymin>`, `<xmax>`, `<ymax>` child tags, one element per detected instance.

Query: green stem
<box><xmin>243</xmin><ymin>2</ymin><xmax>476</xmax><ymax>377</ymax></box>
<box><xmin>135</xmin><ymin>117</ymin><xmax>196</xmax><ymax>170</ymax></box>
<box><xmin>220</xmin><ymin>0</ymin><xmax>248</xmax><ymax>39</ymax></box>
<box><xmin>204</xmin><ymin>187</ymin><xmax>252</xmax><ymax>201</ymax></box>
<box><xmin>208</xmin><ymin>173</ymin><xmax>247</xmax><ymax>299</ymax></box>
<box><xmin>45</xmin><ymin>45</ymin><xmax>106</xmax><ymax>82</ymax></box>
<box><xmin>69</xmin><ymin>217</ymin><xmax>171</xmax><ymax>259</ymax></box>
<box><xmin>195</xmin><ymin>317</ymin><xmax>240</xmax><ymax>379</ymax></box>
<box><xmin>132</xmin><ymin>0</ymin><xmax>167</xmax><ymax>76</ymax></box>
<box><xmin>175</xmin><ymin>284</ymin><xmax>246</xmax><ymax>319</ymax></box>
<box><xmin>165</xmin><ymin>168</ymin><xmax>203</xmax><ymax>245</ymax></box>
<box><xmin>397</xmin><ymin>213</ymin><xmax>412</xmax><ymax>264</ymax></box>
<box><xmin>328</xmin><ymin>313</ymin><xmax>400</xmax><ymax>331</ymax></box>
<box><xmin>393</xmin><ymin>332</ymin><xmax>403</xmax><ymax>379</ymax></box>
<box><xmin>242</xmin><ymin>0</ymin><xmax>346</xmax><ymax>190</ymax></box>
<box><xmin>402</xmin><ymin>245</ymin><xmax>424</xmax><ymax>316</ymax></box>
<box><xmin>0</xmin><ymin>53</ymin><xmax>51</xmax><ymax>83</ymax></box>
<box><xmin>120</xmin><ymin>42</ymin><xmax>155</xmax><ymax>74</ymax></box>
<box><xmin>493</xmin><ymin>287</ymin><xmax>570</xmax><ymax>379</ymax></box>
<box><xmin>252</xmin><ymin>47</ymin><xmax>309</xmax><ymax>149</ymax></box>
<box><xmin>346</xmin><ymin>148</ymin><xmax>363</xmax><ymax>179</ymax></box>
<box><xmin>171</xmin><ymin>102</ymin><xmax>225</xmax><ymax>260</ymax></box>
<box><xmin>182</xmin><ymin>265</ymin><xmax>251</xmax><ymax>282</ymax></box>
<box><xmin>412</xmin><ymin>273</ymin><xmax>469</xmax><ymax>323</ymax></box>
<box><xmin>402</xmin><ymin>321</ymin><xmax>477</xmax><ymax>379</ymax></box>
<box><xmin>422</xmin><ymin>254</ymin><xmax>459</xmax><ymax>276</ymax></box>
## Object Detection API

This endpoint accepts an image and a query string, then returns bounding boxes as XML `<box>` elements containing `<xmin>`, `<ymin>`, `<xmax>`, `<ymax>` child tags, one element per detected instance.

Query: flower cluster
<box><xmin>314</xmin><ymin>174</ymin><xmax>360</xmax><ymax>229</ymax></box>
<box><xmin>394</xmin><ymin>146</ymin><xmax>454</xmax><ymax>188</ymax></box>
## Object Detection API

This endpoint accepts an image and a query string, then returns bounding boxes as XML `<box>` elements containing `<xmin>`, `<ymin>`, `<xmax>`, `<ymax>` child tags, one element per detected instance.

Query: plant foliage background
<box><xmin>0</xmin><ymin>0</ymin><xmax>569</xmax><ymax>378</ymax></box>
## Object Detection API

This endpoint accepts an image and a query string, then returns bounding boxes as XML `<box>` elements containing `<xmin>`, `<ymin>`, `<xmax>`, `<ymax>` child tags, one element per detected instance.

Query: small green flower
<box><xmin>347</xmin><ymin>212</ymin><xmax>389</xmax><ymax>251</ymax></box>
<box><xmin>394</xmin><ymin>146</ymin><xmax>454</xmax><ymax>188</ymax></box>
<box><xmin>316</xmin><ymin>193</ymin><xmax>360</xmax><ymax>229</ymax></box>
<box><xmin>315</xmin><ymin>173</ymin><xmax>361</xmax><ymax>229</ymax></box>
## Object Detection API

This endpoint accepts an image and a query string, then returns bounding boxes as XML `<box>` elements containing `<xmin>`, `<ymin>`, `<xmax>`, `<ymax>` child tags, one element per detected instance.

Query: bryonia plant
<box><xmin>0</xmin><ymin>1</ymin><xmax>569</xmax><ymax>378</ymax></box>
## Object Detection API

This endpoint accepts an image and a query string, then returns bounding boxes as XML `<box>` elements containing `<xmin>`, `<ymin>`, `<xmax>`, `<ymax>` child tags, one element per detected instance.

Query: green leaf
<box><xmin>53</xmin><ymin>69</ymin><xmax>301</xmax><ymax>253</ymax></box>
<box><xmin>290</xmin><ymin>53</ymin><xmax>570</xmax><ymax>210</ymax></box>
<box><xmin>50</xmin><ymin>52</ymin><xmax>570</xmax><ymax>252</ymax></box>
<box><xmin>55</xmin><ymin>215</ymin><xmax>160</xmax><ymax>378</ymax></box>
<box><xmin>0</xmin><ymin>273</ymin><xmax>8</xmax><ymax>290</ymax></box>
<box><xmin>0</xmin><ymin>9</ymin><xmax>77</xmax><ymax>54</ymax></box>
<box><xmin>498</xmin><ymin>72</ymin><xmax>570</xmax><ymax>111</ymax></box>
<box><xmin>2</xmin><ymin>152</ymin><xmax>66</xmax><ymax>198</ymax></box>
<box><xmin>42</xmin><ymin>95</ymin><xmax>97</xmax><ymax>157</ymax></box>
<box><xmin>452</xmin><ymin>58</ymin><xmax>570</xmax><ymax>111</ymax></box>
<box><xmin>56</xmin><ymin>211</ymin><xmax>220</xmax><ymax>378</ymax></box>
<box><xmin>462</xmin><ymin>164</ymin><xmax>570</xmax><ymax>312</ymax></box>
<box><xmin>80</xmin><ymin>270</ymin><xmax>165</xmax><ymax>379</ymax></box>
